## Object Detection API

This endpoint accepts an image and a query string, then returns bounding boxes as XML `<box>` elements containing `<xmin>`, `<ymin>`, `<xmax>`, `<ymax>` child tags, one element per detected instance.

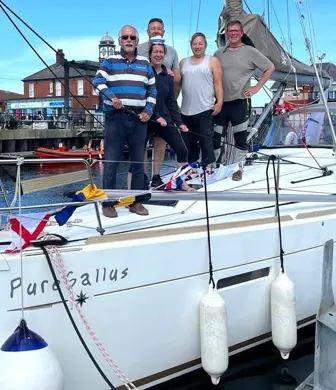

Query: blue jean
<box><xmin>103</xmin><ymin>111</ymin><xmax>147</xmax><ymax>208</ymax></box>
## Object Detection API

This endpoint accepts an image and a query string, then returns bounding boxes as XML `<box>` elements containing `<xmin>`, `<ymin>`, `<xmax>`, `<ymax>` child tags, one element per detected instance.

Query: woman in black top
<box><xmin>148</xmin><ymin>40</ymin><xmax>189</xmax><ymax>189</ymax></box>
<box><xmin>128</xmin><ymin>38</ymin><xmax>190</xmax><ymax>191</ymax></box>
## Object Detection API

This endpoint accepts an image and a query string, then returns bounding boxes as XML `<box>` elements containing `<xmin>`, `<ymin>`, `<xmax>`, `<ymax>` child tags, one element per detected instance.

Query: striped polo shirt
<box><xmin>93</xmin><ymin>50</ymin><xmax>156</xmax><ymax>116</ymax></box>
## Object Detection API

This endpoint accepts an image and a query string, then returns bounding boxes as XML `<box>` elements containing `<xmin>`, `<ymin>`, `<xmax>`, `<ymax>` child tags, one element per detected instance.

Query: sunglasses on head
<box><xmin>148</xmin><ymin>18</ymin><xmax>164</xmax><ymax>25</ymax></box>
<box><xmin>121</xmin><ymin>35</ymin><xmax>137</xmax><ymax>40</ymax></box>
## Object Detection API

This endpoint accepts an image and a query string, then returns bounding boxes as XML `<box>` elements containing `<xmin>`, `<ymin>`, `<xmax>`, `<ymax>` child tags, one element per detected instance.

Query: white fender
<box><xmin>200</xmin><ymin>285</ymin><xmax>228</xmax><ymax>385</ymax></box>
<box><xmin>0</xmin><ymin>319</ymin><xmax>64</xmax><ymax>390</ymax></box>
<box><xmin>271</xmin><ymin>271</ymin><xmax>297</xmax><ymax>359</ymax></box>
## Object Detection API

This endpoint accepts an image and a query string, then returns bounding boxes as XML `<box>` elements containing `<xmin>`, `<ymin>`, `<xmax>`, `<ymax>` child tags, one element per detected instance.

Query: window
<box><xmin>77</xmin><ymin>79</ymin><xmax>84</xmax><ymax>96</ymax></box>
<box><xmin>55</xmin><ymin>81</ymin><xmax>61</xmax><ymax>96</ymax></box>
<box><xmin>49</xmin><ymin>81</ymin><xmax>53</xmax><ymax>94</ymax></box>
<box><xmin>29</xmin><ymin>83</ymin><xmax>34</xmax><ymax>98</ymax></box>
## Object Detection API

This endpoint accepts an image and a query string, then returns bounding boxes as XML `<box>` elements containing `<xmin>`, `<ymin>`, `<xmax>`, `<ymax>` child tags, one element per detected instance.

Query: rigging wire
<box><xmin>307</xmin><ymin>0</ymin><xmax>318</xmax><ymax>64</ymax></box>
<box><xmin>262</xmin><ymin>0</ymin><xmax>266</xmax><ymax>19</ymax></box>
<box><xmin>286</xmin><ymin>0</ymin><xmax>293</xmax><ymax>56</ymax></box>
<box><xmin>269</xmin><ymin>156</ymin><xmax>285</xmax><ymax>273</ymax></box>
<box><xmin>131</xmin><ymin>108</ymin><xmax>324</xmax><ymax>172</ymax></box>
<box><xmin>294</xmin><ymin>0</ymin><xmax>336</xmax><ymax>146</ymax></box>
<box><xmin>195</xmin><ymin>0</ymin><xmax>202</xmax><ymax>32</ymax></box>
<box><xmin>0</xmin><ymin>2</ymin><xmax>106</xmax><ymax>130</ymax></box>
<box><xmin>33</xmin><ymin>236</ymin><xmax>118</xmax><ymax>390</ymax></box>
<box><xmin>0</xmin><ymin>0</ymin><xmax>232</xmax><ymax>162</ymax></box>
<box><xmin>261</xmin><ymin>81</ymin><xmax>322</xmax><ymax>107</ymax></box>
<box><xmin>17</xmin><ymin>161</ymin><xmax>25</xmax><ymax>320</ymax></box>
<box><xmin>0</xmin><ymin>1</ymin><xmax>327</xmax><ymax>178</ymax></box>
<box><xmin>244</xmin><ymin>0</ymin><xmax>252</xmax><ymax>14</ymax></box>
<box><xmin>6</xmin><ymin>158</ymin><xmax>336</xmax><ymax>248</ymax></box>
<box><xmin>279</xmin><ymin>112</ymin><xmax>323</xmax><ymax>170</ymax></box>
<box><xmin>171</xmin><ymin>0</ymin><xmax>175</xmax><ymax>47</ymax></box>
<box><xmin>270</xmin><ymin>0</ymin><xmax>291</xmax><ymax>55</ymax></box>
<box><xmin>3</xmin><ymin>151</ymin><xmax>335</xmax><ymax>247</ymax></box>
<box><xmin>0</xmin><ymin>1</ymin><xmax>254</xmax><ymax>157</ymax></box>
<box><xmin>187</xmin><ymin>0</ymin><xmax>193</xmax><ymax>55</ymax></box>
<box><xmin>305</xmin><ymin>0</ymin><xmax>317</xmax><ymax>64</ymax></box>
<box><xmin>202</xmin><ymin>162</ymin><xmax>215</xmax><ymax>288</ymax></box>
<box><xmin>243</xmin><ymin>0</ymin><xmax>252</xmax><ymax>14</ymax></box>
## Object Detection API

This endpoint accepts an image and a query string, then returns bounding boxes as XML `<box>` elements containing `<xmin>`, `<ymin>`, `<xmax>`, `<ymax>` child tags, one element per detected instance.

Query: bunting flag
<box><xmin>0</xmin><ymin>184</ymin><xmax>153</xmax><ymax>253</ymax></box>
<box><xmin>54</xmin><ymin>184</ymin><xmax>107</xmax><ymax>226</ymax></box>
<box><xmin>164</xmin><ymin>163</ymin><xmax>199</xmax><ymax>190</ymax></box>
<box><xmin>275</xmin><ymin>100</ymin><xmax>295</xmax><ymax>114</ymax></box>
<box><xmin>3</xmin><ymin>212</ymin><xmax>52</xmax><ymax>253</ymax></box>
<box><xmin>109</xmin><ymin>193</ymin><xmax>152</xmax><ymax>208</ymax></box>
<box><xmin>163</xmin><ymin>162</ymin><xmax>242</xmax><ymax>190</ymax></box>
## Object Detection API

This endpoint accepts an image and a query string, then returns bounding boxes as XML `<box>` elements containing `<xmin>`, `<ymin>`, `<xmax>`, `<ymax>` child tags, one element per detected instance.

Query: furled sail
<box><xmin>217</xmin><ymin>0</ymin><xmax>332</xmax><ymax>87</ymax></box>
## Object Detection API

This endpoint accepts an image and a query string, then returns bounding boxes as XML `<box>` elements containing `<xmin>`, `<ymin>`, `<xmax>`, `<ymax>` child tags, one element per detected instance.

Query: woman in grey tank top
<box><xmin>178</xmin><ymin>32</ymin><xmax>223</xmax><ymax>166</ymax></box>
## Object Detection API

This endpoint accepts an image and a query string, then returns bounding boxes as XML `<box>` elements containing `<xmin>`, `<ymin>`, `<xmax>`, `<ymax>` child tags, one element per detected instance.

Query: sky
<box><xmin>0</xmin><ymin>0</ymin><xmax>335</xmax><ymax>107</ymax></box>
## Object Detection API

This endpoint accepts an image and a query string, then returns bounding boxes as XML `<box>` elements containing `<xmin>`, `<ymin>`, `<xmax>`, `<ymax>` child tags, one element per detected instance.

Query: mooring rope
<box><xmin>268</xmin><ymin>155</ymin><xmax>285</xmax><ymax>273</ymax></box>
<box><xmin>33</xmin><ymin>234</ymin><xmax>137</xmax><ymax>390</ymax></box>
<box><xmin>202</xmin><ymin>162</ymin><xmax>215</xmax><ymax>288</ymax></box>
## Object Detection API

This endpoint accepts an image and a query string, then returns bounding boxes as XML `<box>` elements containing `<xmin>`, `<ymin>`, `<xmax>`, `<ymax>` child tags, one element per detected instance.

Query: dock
<box><xmin>0</xmin><ymin>127</ymin><xmax>98</xmax><ymax>154</ymax></box>
<box><xmin>0</xmin><ymin>151</ymin><xmax>36</xmax><ymax>159</ymax></box>
<box><xmin>296</xmin><ymin>373</ymin><xmax>314</xmax><ymax>389</ymax></box>
<box><xmin>296</xmin><ymin>239</ymin><xmax>336</xmax><ymax>389</ymax></box>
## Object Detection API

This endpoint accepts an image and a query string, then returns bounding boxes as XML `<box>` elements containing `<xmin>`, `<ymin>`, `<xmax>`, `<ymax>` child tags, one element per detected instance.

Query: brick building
<box><xmin>6</xmin><ymin>33</ymin><xmax>116</xmax><ymax>121</ymax></box>
<box><xmin>0</xmin><ymin>90</ymin><xmax>23</xmax><ymax>113</ymax></box>
<box><xmin>271</xmin><ymin>62</ymin><xmax>336</xmax><ymax>105</ymax></box>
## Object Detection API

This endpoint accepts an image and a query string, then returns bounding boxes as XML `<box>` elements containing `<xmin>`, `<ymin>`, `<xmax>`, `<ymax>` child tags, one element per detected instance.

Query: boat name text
<box><xmin>9</xmin><ymin>267</ymin><xmax>129</xmax><ymax>298</ymax></box>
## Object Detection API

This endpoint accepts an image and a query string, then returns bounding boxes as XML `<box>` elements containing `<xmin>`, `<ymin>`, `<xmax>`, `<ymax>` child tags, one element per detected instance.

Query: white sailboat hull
<box><xmin>0</xmin><ymin>147</ymin><xmax>335</xmax><ymax>389</ymax></box>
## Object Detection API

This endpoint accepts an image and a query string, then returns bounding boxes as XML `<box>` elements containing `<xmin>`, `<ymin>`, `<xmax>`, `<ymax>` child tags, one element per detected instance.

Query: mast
<box><xmin>294</xmin><ymin>0</ymin><xmax>336</xmax><ymax>146</ymax></box>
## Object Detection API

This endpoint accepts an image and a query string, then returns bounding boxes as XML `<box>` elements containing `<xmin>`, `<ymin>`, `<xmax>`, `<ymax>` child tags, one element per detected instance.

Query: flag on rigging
<box><xmin>3</xmin><ymin>212</ymin><xmax>52</xmax><ymax>253</ymax></box>
<box><xmin>54</xmin><ymin>184</ymin><xmax>107</xmax><ymax>226</ymax></box>
<box><xmin>164</xmin><ymin>163</ymin><xmax>199</xmax><ymax>190</ymax></box>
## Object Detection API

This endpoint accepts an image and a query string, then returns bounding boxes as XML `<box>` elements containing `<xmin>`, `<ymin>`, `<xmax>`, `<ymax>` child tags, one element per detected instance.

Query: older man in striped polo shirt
<box><xmin>93</xmin><ymin>25</ymin><xmax>156</xmax><ymax>218</ymax></box>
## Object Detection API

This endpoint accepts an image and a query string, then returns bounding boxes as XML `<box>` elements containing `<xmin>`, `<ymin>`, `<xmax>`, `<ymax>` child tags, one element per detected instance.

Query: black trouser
<box><xmin>128</xmin><ymin>121</ymin><xmax>188</xmax><ymax>175</ymax></box>
<box><xmin>213</xmin><ymin>99</ymin><xmax>250</xmax><ymax>153</ymax></box>
<box><xmin>181</xmin><ymin>109</ymin><xmax>215</xmax><ymax>164</ymax></box>
<box><xmin>149</xmin><ymin>121</ymin><xmax>188</xmax><ymax>163</ymax></box>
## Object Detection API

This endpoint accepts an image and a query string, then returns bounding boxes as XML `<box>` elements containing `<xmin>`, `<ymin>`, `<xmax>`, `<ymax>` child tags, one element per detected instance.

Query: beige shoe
<box><xmin>232</xmin><ymin>170</ymin><xmax>243</xmax><ymax>181</ymax></box>
<box><xmin>102</xmin><ymin>206</ymin><xmax>118</xmax><ymax>218</ymax></box>
<box><xmin>128</xmin><ymin>203</ymin><xmax>149</xmax><ymax>216</ymax></box>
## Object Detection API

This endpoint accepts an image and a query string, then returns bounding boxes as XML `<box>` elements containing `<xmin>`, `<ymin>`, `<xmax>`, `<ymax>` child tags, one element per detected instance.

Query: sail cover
<box><xmin>217</xmin><ymin>0</ymin><xmax>332</xmax><ymax>87</ymax></box>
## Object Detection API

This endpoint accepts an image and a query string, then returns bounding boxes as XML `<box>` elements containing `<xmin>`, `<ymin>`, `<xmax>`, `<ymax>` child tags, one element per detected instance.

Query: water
<box><xmin>152</xmin><ymin>324</ymin><xmax>315</xmax><ymax>390</ymax></box>
<box><xmin>0</xmin><ymin>154</ymin><xmax>178</xmax><ymax>211</ymax></box>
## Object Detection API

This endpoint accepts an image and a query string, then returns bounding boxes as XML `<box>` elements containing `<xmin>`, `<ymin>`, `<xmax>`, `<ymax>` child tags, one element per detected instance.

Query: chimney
<box><xmin>56</xmin><ymin>49</ymin><xmax>65</xmax><ymax>66</ymax></box>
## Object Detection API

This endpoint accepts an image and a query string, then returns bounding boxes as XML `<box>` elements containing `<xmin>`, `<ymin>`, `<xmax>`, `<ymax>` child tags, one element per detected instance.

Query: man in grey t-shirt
<box><xmin>213</xmin><ymin>20</ymin><xmax>275</xmax><ymax>181</ymax></box>
<box><xmin>137</xmin><ymin>17</ymin><xmax>180</xmax><ymax>94</ymax></box>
